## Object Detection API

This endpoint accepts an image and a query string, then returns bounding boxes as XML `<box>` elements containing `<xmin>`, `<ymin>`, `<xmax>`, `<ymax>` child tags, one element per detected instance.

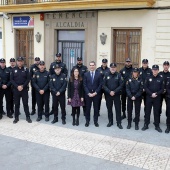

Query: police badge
<box><xmin>149</xmin><ymin>78</ymin><xmax>152</xmax><ymax>82</ymax></box>
<box><xmin>15</xmin><ymin>70</ymin><xmax>17</xmax><ymax>73</ymax></box>
<box><xmin>123</xmin><ymin>71</ymin><xmax>125</xmax><ymax>74</ymax></box>
<box><xmin>53</xmin><ymin>78</ymin><xmax>55</xmax><ymax>81</ymax></box>
<box><xmin>107</xmin><ymin>76</ymin><xmax>110</xmax><ymax>79</ymax></box>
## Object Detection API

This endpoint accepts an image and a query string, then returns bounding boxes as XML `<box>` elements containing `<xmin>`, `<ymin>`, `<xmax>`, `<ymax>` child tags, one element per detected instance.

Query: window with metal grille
<box><xmin>113</xmin><ymin>29</ymin><xmax>141</xmax><ymax>71</ymax></box>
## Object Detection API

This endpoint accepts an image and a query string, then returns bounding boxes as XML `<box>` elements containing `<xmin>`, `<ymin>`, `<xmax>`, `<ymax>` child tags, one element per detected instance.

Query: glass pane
<box><xmin>0</xmin><ymin>32</ymin><xmax>2</xmax><ymax>39</ymax></box>
<box><xmin>58</xmin><ymin>30</ymin><xmax>85</xmax><ymax>41</ymax></box>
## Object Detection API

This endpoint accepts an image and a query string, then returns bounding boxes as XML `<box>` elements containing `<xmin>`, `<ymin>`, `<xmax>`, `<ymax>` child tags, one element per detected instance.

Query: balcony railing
<box><xmin>1</xmin><ymin>0</ymin><xmax>78</xmax><ymax>5</ymax></box>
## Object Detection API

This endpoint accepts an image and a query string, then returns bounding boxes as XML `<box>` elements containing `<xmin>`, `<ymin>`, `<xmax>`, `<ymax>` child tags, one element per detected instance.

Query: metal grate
<box><xmin>16</xmin><ymin>29</ymin><xmax>34</xmax><ymax>67</ymax></box>
<box><xmin>113</xmin><ymin>29</ymin><xmax>141</xmax><ymax>71</ymax></box>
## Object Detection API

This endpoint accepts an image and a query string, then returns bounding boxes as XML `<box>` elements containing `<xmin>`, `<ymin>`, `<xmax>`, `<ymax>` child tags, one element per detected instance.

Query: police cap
<box><xmin>152</xmin><ymin>65</ymin><xmax>159</xmax><ymax>70</ymax></box>
<box><xmin>56</xmin><ymin>53</ymin><xmax>61</xmax><ymax>57</ymax></box>
<box><xmin>110</xmin><ymin>63</ymin><xmax>117</xmax><ymax>68</ymax></box>
<box><xmin>102</xmin><ymin>59</ymin><xmax>108</xmax><ymax>63</ymax></box>
<box><xmin>0</xmin><ymin>58</ymin><xmax>5</xmax><ymax>63</ymax></box>
<box><xmin>10</xmin><ymin>58</ymin><xmax>15</xmax><ymax>62</ymax></box>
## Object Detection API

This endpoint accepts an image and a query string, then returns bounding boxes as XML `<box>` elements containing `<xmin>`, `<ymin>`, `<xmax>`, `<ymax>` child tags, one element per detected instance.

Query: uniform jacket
<box><xmin>49</xmin><ymin>73</ymin><xmax>67</xmax><ymax>95</ymax></box>
<box><xmin>103</xmin><ymin>71</ymin><xmax>123</xmax><ymax>95</ymax></box>
<box><xmin>144</xmin><ymin>74</ymin><xmax>164</xmax><ymax>96</ymax></box>
<box><xmin>10</xmin><ymin>66</ymin><xmax>30</xmax><ymax>90</ymax></box>
<box><xmin>71</xmin><ymin>64</ymin><xmax>88</xmax><ymax>78</ymax></box>
<box><xmin>49</xmin><ymin>61</ymin><xmax>68</xmax><ymax>76</ymax></box>
<box><xmin>67</xmin><ymin>78</ymin><xmax>84</xmax><ymax>99</ymax></box>
<box><xmin>32</xmin><ymin>70</ymin><xmax>50</xmax><ymax>92</ymax></box>
<box><xmin>139</xmin><ymin>67</ymin><xmax>152</xmax><ymax>82</ymax></box>
<box><xmin>0</xmin><ymin>66</ymin><xmax>11</xmax><ymax>88</ymax></box>
<box><xmin>126</xmin><ymin>77</ymin><xmax>143</xmax><ymax>98</ymax></box>
<box><xmin>96</xmin><ymin>66</ymin><xmax>110</xmax><ymax>78</ymax></box>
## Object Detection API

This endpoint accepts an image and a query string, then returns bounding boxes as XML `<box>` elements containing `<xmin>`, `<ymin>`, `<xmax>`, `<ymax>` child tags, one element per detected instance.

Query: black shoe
<box><xmin>94</xmin><ymin>122</ymin><xmax>99</xmax><ymax>127</ymax></box>
<box><xmin>0</xmin><ymin>114</ymin><xmax>3</xmax><ymax>119</ymax></box>
<box><xmin>107</xmin><ymin>122</ymin><xmax>113</xmax><ymax>127</ymax></box>
<box><xmin>36</xmin><ymin>117</ymin><xmax>42</xmax><ymax>122</ymax></box>
<box><xmin>51</xmin><ymin>117</ymin><xmax>58</xmax><ymax>124</ymax></box>
<box><xmin>45</xmin><ymin>117</ymin><xmax>49</xmax><ymax>122</ymax></box>
<box><xmin>165</xmin><ymin>126</ymin><xmax>170</xmax><ymax>134</ymax></box>
<box><xmin>72</xmin><ymin>119</ymin><xmax>75</xmax><ymax>126</ymax></box>
<box><xmin>121</xmin><ymin>113</ymin><xmax>126</xmax><ymax>120</ymax></box>
<box><xmin>155</xmin><ymin>126</ymin><xmax>162</xmax><ymax>133</ymax></box>
<box><xmin>127</xmin><ymin>123</ymin><xmax>131</xmax><ymax>129</ymax></box>
<box><xmin>31</xmin><ymin>110</ymin><xmax>36</xmax><ymax>115</ymax></box>
<box><xmin>13</xmin><ymin>118</ymin><xmax>19</xmax><ymax>124</ymax></box>
<box><xmin>76</xmin><ymin>119</ymin><xmax>79</xmax><ymax>126</ymax></box>
<box><xmin>62</xmin><ymin>120</ymin><xmax>66</xmax><ymax>125</ymax></box>
<box><xmin>7</xmin><ymin>114</ymin><xmax>13</xmax><ymax>119</ymax></box>
<box><xmin>3</xmin><ymin>111</ymin><xmax>6</xmax><ymax>115</ymax></box>
<box><xmin>26</xmin><ymin>117</ymin><xmax>32</xmax><ymax>123</ymax></box>
<box><xmin>141</xmin><ymin>124</ymin><xmax>148</xmax><ymax>131</ymax></box>
<box><xmin>117</xmin><ymin>124</ymin><xmax>123</xmax><ymax>129</ymax></box>
<box><xmin>135</xmin><ymin>124</ymin><xmax>139</xmax><ymax>130</ymax></box>
<box><xmin>49</xmin><ymin>110</ymin><xmax>53</xmax><ymax>115</ymax></box>
<box><xmin>133</xmin><ymin>118</ymin><xmax>135</xmax><ymax>122</ymax></box>
<box><xmin>85</xmin><ymin>122</ymin><xmax>89</xmax><ymax>127</ymax></box>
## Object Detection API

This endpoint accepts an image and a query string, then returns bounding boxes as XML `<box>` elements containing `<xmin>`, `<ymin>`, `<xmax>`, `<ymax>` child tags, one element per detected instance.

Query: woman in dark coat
<box><xmin>68</xmin><ymin>68</ymin><xmax>84</xmax><ymax>126</ymax></box>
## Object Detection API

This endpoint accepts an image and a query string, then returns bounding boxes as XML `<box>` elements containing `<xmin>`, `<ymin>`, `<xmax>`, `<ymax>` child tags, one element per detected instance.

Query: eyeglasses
<box><xmin>90</xmin><ymin>65</ymin><xmax>95</xmax><ymax>66</ymax></box>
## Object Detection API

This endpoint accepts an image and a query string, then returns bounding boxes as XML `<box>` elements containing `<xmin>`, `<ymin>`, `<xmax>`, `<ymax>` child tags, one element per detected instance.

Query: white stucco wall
<box><xmin>97</xmin><ymin>10</ymin><xmax>158</xmax><ymax>68</ymax></box>
<box><xmin>3</xmin><ymin>14</ymin><xmax>44</xmax><ymax>67</ymax></box>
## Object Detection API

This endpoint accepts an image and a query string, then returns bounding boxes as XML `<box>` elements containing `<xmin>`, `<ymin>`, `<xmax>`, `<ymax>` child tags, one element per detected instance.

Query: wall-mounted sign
<box><xmin>13</xmin><ymin>16</ymin><xmax>34</xmax><ymax>28</ymax></box>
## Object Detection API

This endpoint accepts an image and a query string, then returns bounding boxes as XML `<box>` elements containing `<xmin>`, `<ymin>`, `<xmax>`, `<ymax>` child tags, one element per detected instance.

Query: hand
<box><xmin>17</xmin><ymin>86</ymin><xmax>23</xmax><ymax>91</ymax></box>
<box><xmin>2</xmin><ymin>85</ymin><xmax>7</xmax><ymax>89</ymax></box>
<box><xmin>152</xmin><ymin>93</ymin><xmax>157</xmax><ymax>98</ymax></box>
<box><xmin>68</xmin><ymin>98</ymin><xmax>71</xmax><ymax>102</ymax></box>
<box><xmin>56</xmin><ymin>92</ymin><xmax>60</xmax><ymax>96</ymax></box>
<box><xmin>131</xmin><ymin>96</ymin><xmax>136</xmax><ymax>100</ymax></box>
<box><xmin>81</xmin><ymin>98</ymin><xmax>84</xmax><ymax>102</ymax></box>
<box><xmin>88</xmin><ymin>93</ymin><xmax>93</xmax><ymax>97</ymax></box>
<box><xmin>92</xmin><ymin>92</ymin><xmax>97</xmax><ymax>97</ymax></box>
<box><xmin>39</xmin><ymin>90</ymin><xmax>44</xmax><ymax>95</ymax></box>
<box><xmin>110</xmin><ymin>91</ymin><xmax>115</xmax><ymax>96</ymax></box>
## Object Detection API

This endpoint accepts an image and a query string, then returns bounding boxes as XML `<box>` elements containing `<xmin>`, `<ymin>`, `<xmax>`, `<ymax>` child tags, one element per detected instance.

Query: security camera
<box><xmin>3</xmin><ymin>13</ymin><xmax>9</xmax><ymax>20</ymax></box>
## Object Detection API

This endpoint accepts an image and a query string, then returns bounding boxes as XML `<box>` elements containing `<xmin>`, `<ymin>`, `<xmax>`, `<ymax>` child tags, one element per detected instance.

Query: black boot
<box><xmin>13</xmin><ymin>117</ymin><xmax>19</xmax><ymax>124</ymax></box>
<box><xmin>85</xmin><ymin>121</ymin><xmax>89</xmax><ymax>127</ymax></box>
<box><xmin>72</xmin><ymin>114</ymin><xmax>75</xmax><ymax>126</ymax></box>
<box><xmin>117</xmin><ymin>123</ymin><xmax>123</xmax><ymax>129</ymax></box>
<box><xmin>135</xmin><ymin>123</ymin><xmax>139</xmax><ymax>130</ymax></box>
<box><xmin>36</xmin><ymin>117</ymin><xmax>42</xmax><ymax>122</ymax></box>
<box><xmin>26</xmin><ymin>117</ymin><xmax>32</xmax><ymax>123</ymax></box>
<box><xmin>165</xmin><ymin>125</ymin><xmax>170</xmax><ymax>134</ymax></box>
<box><xmin>62</xmin><ymin>119</ymin><xmax>66</xmax><ymax>125</ymax></box>
<box><xmin>7</xmin><ymin>114</ymin><xmax>13</xmax><ymax>118</ymax></box>
<box><xmin>127</xmin><ymin>122</ymin><xmax>131</xmax><ymax>129</ymax></box>
<box><xmin>107</xmin><ymin>121</ymin><xmax>113</xmax><ymax>127</ymax></box>
<box><xmin>31</xmin><ymin>110</ymin><xmax>36</xmax><ymax>115</ymax></box>
<box><xmin>141</xmin><ymin>124</ymin><xmax>148</xmax><ymax>131</ymax></box>
<box><xmin>51</xmin><ymin>117</ymin><xmax>58</xmax><ymax>124</ymax></box>
<box><xmin>121</xmin><ymin>112</ymin><xmax>126</xmax><ymax>120</ymax></box>
<box><xmin>76</xmin><ymin>113</ymin><xmax>80</xmax><ymax>126</ymax></box>
<box><xmin>45</xmin><ymin>117</ymin><xmax>49</xmax><ymax>122</ymax></box>
<box><xmin>155</xmin><ymin>126</ymin><xmax>162</xmax><ymax>133</ymax></box>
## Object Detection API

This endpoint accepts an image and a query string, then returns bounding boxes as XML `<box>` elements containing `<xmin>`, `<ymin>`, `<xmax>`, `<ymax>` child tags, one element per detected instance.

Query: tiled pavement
<box><xmin>0</xmin><ymin>96</ymin><xmax>170</xmax><ymax>170</ymax></box>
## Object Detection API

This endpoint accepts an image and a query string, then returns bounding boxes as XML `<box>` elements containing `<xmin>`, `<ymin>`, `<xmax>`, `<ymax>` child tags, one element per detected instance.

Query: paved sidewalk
<box><xmin>0</xmin><ymin>95</ymin><xmax>169</xmax><ymax>170</ymax></box>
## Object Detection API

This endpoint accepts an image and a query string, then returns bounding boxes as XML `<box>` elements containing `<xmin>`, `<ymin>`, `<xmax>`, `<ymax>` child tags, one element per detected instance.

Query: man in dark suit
<box><xmin>83</xmin><ymin>61</ymin><xmax>102</xmax><ymax>127</ymax></box>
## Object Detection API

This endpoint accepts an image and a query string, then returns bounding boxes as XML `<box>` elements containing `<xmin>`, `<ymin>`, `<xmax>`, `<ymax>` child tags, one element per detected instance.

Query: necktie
<box><xmin>91</xmin><ymin>72</ymin><xmax>94</xmax><ymax>84</ymax></box>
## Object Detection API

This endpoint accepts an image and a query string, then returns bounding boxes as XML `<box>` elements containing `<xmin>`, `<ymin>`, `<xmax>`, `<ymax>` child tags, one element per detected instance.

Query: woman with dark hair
<box><xmin>68</xmin><ymin>68</ymin><xmax>84</xmax><ymax>126</ymax></box>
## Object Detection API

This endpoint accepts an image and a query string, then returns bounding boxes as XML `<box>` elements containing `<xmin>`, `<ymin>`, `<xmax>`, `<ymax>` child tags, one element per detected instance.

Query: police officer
<box><xmin>97</xmin><ymin>59</ymin><xmax>110</xmax><ymax>116</ymax></box>
<box><xmin>119</xmin><ymin>58</ymin><xmax>133</xmax><ymax>119</ymax></box>
<box><xmin>165</xmin><ymin>78</ymin><xmax>170</xmax><ymax>133</ymax></box>
<box><xmin>142</xmin><ymin>65</ymin><xmax>164</xmax><ymax>132</ymax></box>
<box><xmin>8</xmin><ymin>58</ymin><xmax>16</xmax><ymax>115</ymax></box>
<box><xmin>10</xmin><ymin>57</ymin><xmax>32</xmax><ymax>124</ymax></box>
<box><xmin>103</xmin><ymin>63</ymin><xmax>123</xmax><ymax>129</ymax></box>
<box><xmin>49</xmin><ymin>53</ymin><xmax>68</xmax><ymax>76</ymax></box>
<box><xmin>49</xmin><ymin>53</ymin><xmax>68</xmax><ymax>115</ymax></box>
<box><xmin>158</xmin><ymin>61</ymin><xmax>170</xmax><ymax>119</ymax></box>
<box><xmin>32</xmin><ymin>61</ymin><xmax>50</xmax><ymax>122</ymax></box>
<box><xmin>30</xmin><ymin>57</ymin><xmax>40</xmax><ymax>115</ymax></box>
<box><xmin>139</xmin><ymin>59</ymin><xmax>152</xmax><ymax>114</ymax></box>
<box><xmin>71</xmin><ymin>57</ymin><xmax>88</xmax><ymax>116</ymax></box>
<box><xmin>0</xmin><ymin>58</ymin><xmax>13</xmax><ymax>119</ymax></box>
<box><xmin>49</xmin><ymin>64</ymin><xmax>67</xmax><ymax>125</ymax></box>
<box><xmin>126</xmin><ymin>68</ymin><xmax>143</xmax><ymax>130</ymax></box>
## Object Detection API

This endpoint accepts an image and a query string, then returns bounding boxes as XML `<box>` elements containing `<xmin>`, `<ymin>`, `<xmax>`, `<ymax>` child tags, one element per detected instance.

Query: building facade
<box><xmin>0</xmin><ymin>0</ymin><xmax>170</xmax><ymax>71</ymax></box>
